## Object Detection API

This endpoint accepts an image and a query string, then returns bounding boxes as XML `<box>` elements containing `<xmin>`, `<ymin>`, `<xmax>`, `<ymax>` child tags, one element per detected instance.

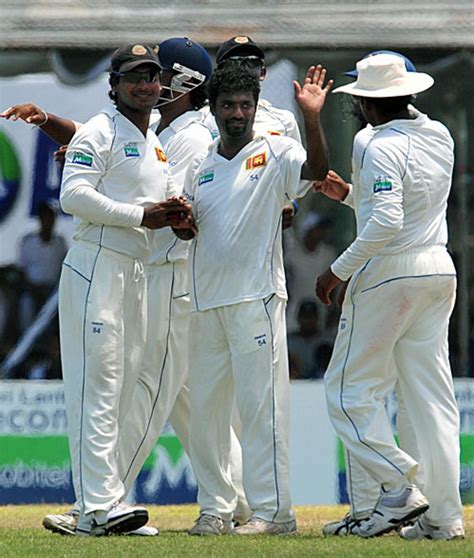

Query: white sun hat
<box><xmin>332</xmin><ymin>53</ymin><xmax>434</xmax><ymax>98</ymax></box>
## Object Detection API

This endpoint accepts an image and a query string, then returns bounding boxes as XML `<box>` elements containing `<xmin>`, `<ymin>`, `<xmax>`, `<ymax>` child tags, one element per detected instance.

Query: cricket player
<box><xmin>55</xmin><ymin>43</ymin><xmax>192</xmax><ymax>536</ymax></box>
<box><xmin>2</xmin><ymin>38</ymin><xmax>250</xmax><ymax>534</ymax></box>
<box><xmin>316</xmin><ymin>53</ymin><xmax>464</xmax><ymax>539</ymax></box>
<box><xmin>176</xmin><ymin>64</ymin><xmax>332</xmax><ymax>535</ymax></box>
<box><xmin>321</xmin><ymin>51</ymin><xmax>425</xmax><ymax>538</ymax></box>
<box><xmin>203</xmin><ymin>35</ymin><xmax>302</xmax><ymax>142</ymax></box>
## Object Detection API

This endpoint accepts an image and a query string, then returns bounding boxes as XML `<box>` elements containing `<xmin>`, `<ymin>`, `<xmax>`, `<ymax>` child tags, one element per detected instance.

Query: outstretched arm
<box><xmin>1</xmin><ymin>103</ymin><xmax>80</xmax><ymax>145</ymax></box>
<box><xmin>313</xmin><ymin>170</ymin><xmax>350</xmax><ymax>202</ymax></box>
<box><xmin>294</xmin><ymin>65</ymin><xmax>333</xmax><ymax>181</ymax></box>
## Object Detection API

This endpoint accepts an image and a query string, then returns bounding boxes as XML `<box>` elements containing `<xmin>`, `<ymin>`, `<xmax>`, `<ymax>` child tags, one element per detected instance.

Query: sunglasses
<box><xmin>218</xmin><ymin>56</ymin><xmax>262</xmax><ymax>69</ymax></box>
<box><xmin>114</xmin><ymin>69</ymin><xmax>161</xmax><ymax>84</ymax></box>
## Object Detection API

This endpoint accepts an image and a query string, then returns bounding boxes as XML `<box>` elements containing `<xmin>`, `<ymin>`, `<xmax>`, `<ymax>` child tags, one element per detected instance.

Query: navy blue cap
<box><xmin>216</xmin><ymin>36</ymin><xmax>265</xmax><ymax>64</ymax></box>
<box><xmin>157</xmin><ymin>37</ymin><xmax>213</xmax><ymax>81</ymax></box>
<box><xmin>344</xmin><ymin>50</ymin><xmax>417</xmax><ymax>77</ymax></box>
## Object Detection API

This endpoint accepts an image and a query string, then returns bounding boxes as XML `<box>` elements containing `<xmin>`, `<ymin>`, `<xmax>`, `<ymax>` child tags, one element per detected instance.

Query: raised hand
<box><xmin>1</xmin><ymin>103</ymin><xmax>48</xmax><ymax>126</ymax></box>
<box><xmin>293</xmin><ymin>65</ymin><xmax>334</xmax><ymax>116</ymax></box>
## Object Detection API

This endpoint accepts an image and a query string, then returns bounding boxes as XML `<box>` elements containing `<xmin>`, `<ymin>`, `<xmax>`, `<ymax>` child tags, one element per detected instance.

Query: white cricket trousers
<box><xmin>59</xmin><ymin>241</ymin><xmax>147</xmax><ymax>516</ymax></box>
<box><xmin>325</xmin><ymin>246</ymin><xmax>463</xmax><ymax>528</ymax></box>
<box><xmin>344</xmin><ymin>392</ymin><xmax>419</xmax><ymax>517</ymax></box>
<box><xmin>65</xmin><ymin>259</ymin><xmax>247</xmax><ymax>515</ymax></box>
<box><xmin>116</xmin><ymin>260</ymin><xmax>191</xmax><ymax>489</ymax></box>
<box><xmin>189</xmin><ymin>295</ymin><xmax>294</xmax><ymax>523</ymax></box>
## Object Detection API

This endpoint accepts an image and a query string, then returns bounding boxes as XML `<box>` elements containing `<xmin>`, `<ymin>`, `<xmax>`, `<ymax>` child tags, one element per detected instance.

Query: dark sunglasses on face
<box><xmin>219</xmin><ymin>56</ymin><xmax>262</xmax><ymax>70</ymax></box>
<box><xmin>114</xmin><ymin>69</ymin><xmax>161</xmax><ymax>84</ymax></box>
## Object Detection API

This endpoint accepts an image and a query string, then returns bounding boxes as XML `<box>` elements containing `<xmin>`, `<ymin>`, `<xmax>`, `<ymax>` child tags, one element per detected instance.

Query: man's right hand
<box><xmin>141</xmin><ymin>197</ymin><xmax>194</xmax><ymax>230</ymax></box>
<box><xmin>313</xmin><ymin>170</ymin><xmax>350</xmax><ymax>201</ymax></box>
<box><xmin>1</xmin><ymin>103</ymin><xmax>48</xmax><ymax>126</ymax></box>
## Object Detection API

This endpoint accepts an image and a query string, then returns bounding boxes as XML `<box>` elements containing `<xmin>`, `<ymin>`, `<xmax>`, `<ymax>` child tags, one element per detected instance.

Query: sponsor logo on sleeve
<box><xmin>124</xmin><ymin>142</ymin><xmax>140</xmax><ymax>158</ymax></box>
<box><xmin>71</xmin><ymin>151</ymin><xmax>93</xmax><ymax>167</ymax></box>
<box><xmin>245</xmin><ymin>152</ymin><xmax>267</xmax><ymax>171</ymax></box>
<box><xmin>373</xmin><ymin>176</ymin><xmax>393</xmax><ymax>193</ymax></box>
<box><xmin>155</xmin><ymin>147</ymin><xmax>168</xmax><ymax>162</ymax></box>
<box><xmin>198</xmin><ymin>170</ymin><xmax>214</xmax><ymax>186</ymax></box>
<box><xmin>268</xmin><ymin>130</ymin><xmax>282</xmax><ymax>136</ymax></box>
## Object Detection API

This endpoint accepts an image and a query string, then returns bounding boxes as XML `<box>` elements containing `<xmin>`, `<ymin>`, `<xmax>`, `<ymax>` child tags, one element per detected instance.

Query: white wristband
<box><xmin>35</xmin><ymin>110</ymin><xmax>49</xmax><ymax>127</ymax></box>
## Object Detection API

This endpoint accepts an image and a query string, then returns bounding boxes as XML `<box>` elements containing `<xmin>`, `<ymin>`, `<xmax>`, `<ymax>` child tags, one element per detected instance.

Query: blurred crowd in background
<box><xmin>0</xmin><ymin>198</ymin><xmax>471</xmax><ymax>380</ymax></box>
<box><xmin>0</xmin><ymin>199</ymin><xmax>343</xmax><ymax>380</ymax></box>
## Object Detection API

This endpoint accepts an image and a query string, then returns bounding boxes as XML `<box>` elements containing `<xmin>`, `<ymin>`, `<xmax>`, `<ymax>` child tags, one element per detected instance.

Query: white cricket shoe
<box><xmin>77</xmin><ymin>502</ymin><xmax>149</xmax><ymax>536</ymax></box>
<box><xmin>42</xmin><ymin>509</ymin><xmax>78</xmax><ymax>535</ymax></box>
<box><xmin>188</xmin><ymin>514</ymin><xmax>233</xmax><ymax>536</ymax></box>
<box><xmin>322</xmin><ymin>513</ymin><xmax>370</xmax><ymax>536</ymax></box>
<box><xmin>44</xmin><ymin>506</ymin><xmax>155</xmax><ymax>536</ymax></box>
<box><xmin>400</xmin><ymin>517</ymin><xmax>464</xmax><ymax>540</ymax></box>
<box><xmin>233</xmin><ymin>517</ymin><xmax>297</xmax><ymax>535</ymax></box>
<box><xmin>355</xmin><ymin>485</ymin><xmax>429</xmax><ymax>538</ymax></box>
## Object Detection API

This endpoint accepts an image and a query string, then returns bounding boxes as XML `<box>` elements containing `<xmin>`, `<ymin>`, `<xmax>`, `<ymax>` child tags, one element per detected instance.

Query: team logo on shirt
<box><xmin>124</xmin><ymin>142</ymin><xmax>140</xmax><ymax>158</ymax></box>
<box><xmin>245</xmin><ymin>152</ymin><xmax>267</xmax><ymax>170</ymax></box>
<box><xmin>155</xmin><ymin>147</ymin><xmax>168</xmax><ymax>162</ymax></box>
<box><xmin>198</xmin><ymin>170</ymin><xmax>215</xmax><ymax>186</ymax></box>
<box><xmin>373</xmin><ymin>175</ymin><xmax>393</xmax><ymax>193</ymax></box>
<box><xmin>71</xmin><ymin>151</ymin><xmax>93</xmax><ymax>167</ymax></box>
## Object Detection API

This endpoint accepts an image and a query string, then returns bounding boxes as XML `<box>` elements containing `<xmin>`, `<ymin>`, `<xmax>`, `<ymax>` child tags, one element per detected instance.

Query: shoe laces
<box><xmin>343</xmin><ymin>514</ymin><xmax>367</xmax><ymax>533</ymax></box>
<box><xmin>198</xmin><ymin>514</ymin><xmax>223</xmax><ymax>527</ymax></box>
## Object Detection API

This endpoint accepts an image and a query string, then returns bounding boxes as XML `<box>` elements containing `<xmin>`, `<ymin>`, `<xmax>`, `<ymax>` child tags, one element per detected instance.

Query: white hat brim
<box><xmin>332</xmin><ymin>72</ymin><xmax>434</xmax><ymax>97</ymax></box>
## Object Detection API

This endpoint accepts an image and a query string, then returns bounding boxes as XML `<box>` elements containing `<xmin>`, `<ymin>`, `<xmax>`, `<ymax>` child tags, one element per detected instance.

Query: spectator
<box><xmin>0</xmin><ymin>265</ymin><xmax>23</xmax><ymax>348</ymax></box>
<box><xmin>16</xmin><ymin>201</ymin><xmax>68</xmax><ymax>331</ymax></box>
<box><xmin>284</xmin><ymin>211</ymin><xmax>336</xmax><ymax>331</ymax></box>
<box><xmin>288</xmin><ymin>299</ymin><xmax>327</xmax><ymax>380</ymax></box>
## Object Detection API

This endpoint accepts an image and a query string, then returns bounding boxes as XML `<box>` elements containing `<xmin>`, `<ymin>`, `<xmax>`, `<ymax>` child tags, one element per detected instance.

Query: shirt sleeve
<box><xmin>166</xmin><ymin>126</ymin><xmax>212</xmax><ymax>192</ymax></box>
<box><xmin>182</xmin><ymin>154</ymin><xmax>203</xmax><ymax>208</ymax></box>
<box><xmin>277</xmin><ymin>139</ymin><xmax>309</xmax><ymax>199</ymax></box>
<box><xmin>284</xmin><ymin>110</ymin><xmax>302</xmax><ymax>143</ymax></box>
<box><xmin>60</xmin><ymin>123</ymin><xmax>144</xmax><ymax>227</ymax></box>
<box><xmin>342</xmin><ymin>183</ymin><xmax>354</xmax><ymax>208</ymax></box>
<box><xmin>331</xmin><ymin>140</ymin><xmax>406</xmax><ymax>280</ymax></box>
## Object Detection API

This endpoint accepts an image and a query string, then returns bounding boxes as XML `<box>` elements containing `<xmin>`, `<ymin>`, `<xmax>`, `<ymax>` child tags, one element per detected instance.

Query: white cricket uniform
<box><xmin>59</xmin><ymin>106</ymin><xmax>171</xmax><ymax>519</ymax></box>
<box><xmin>183</xmin><ymin>133</ymin><xmax>309</xmax><ymax>522</ymax></box>
<box><xmin>335</xmin><ymin>124</ymin><xmax>420</xmax><ymax>519</ymax></box>
<box><xmin>202</xmin><ymin>98</ymin><xmax>302</xmax><ymax>142</ymax></box>
<box><xmin>115</xmin><ymin>109</ymin><xmax>249</xmax><ymax>517</ymax></box>
<box><xmin>324</xmin><ymin>108</ymin><xmax>463</xmax><ymax>529</ymax></box>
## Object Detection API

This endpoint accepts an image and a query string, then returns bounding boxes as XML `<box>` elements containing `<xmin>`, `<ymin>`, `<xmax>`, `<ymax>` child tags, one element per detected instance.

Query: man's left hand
<box><xmin>316</xmin><ymin>268</ymin><xmax>341</xmax><ymax>305</ymax></box>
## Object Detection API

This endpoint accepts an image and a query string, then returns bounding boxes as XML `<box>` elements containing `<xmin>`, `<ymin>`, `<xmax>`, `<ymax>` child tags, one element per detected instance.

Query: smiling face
<box><xmin>114</xmin><ymin>63</ymin><xmax>161</xmax><ymax>114</ymax></box>
<box><xmin>213</xmin><ymin>90</ymin><xmax>257</xmax><ymax>143</ymax></box>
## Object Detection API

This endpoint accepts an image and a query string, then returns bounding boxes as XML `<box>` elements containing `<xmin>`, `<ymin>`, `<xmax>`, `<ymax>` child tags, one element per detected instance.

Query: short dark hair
<box><xmin>208</xmin><ymin>66</ymin><xmax>260</xmax><ymax>109</ymax></box>
<box><xmin>108</xmin><ymin>73</ymin><xmax>119</xmax><ymax>105</ymax></box>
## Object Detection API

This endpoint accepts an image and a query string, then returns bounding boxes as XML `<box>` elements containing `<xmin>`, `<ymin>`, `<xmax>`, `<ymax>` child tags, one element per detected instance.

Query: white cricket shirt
<box><xmin>148</xmin><ymin>110</ymin><xmax>214</xmax><ymax>265</ymax></box>
<box><xmin>60</xmin><ymin>106</ymin><xmax>172</xmax><ymax>262</ymax></box>
<box><xmin>332</xmin><ymin>108</ymin><xmax>455</xmax><ymax>281</ymax></box>
<box><xmin>202</xmin><ymin>98</ymin><xmax>302</xmax><ymax>142</ymax></box>
<box><xmin>183</xmin><ymin>134</ymin><xmax>309</xmax><ymax>311</ymax></box>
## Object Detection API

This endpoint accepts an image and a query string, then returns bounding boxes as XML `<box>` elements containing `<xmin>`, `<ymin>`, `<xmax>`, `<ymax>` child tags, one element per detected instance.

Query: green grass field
<box><xmin>0</xmin><ymin>504</ymin><xmax>472</xmax><ymax>557</ymax></box>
